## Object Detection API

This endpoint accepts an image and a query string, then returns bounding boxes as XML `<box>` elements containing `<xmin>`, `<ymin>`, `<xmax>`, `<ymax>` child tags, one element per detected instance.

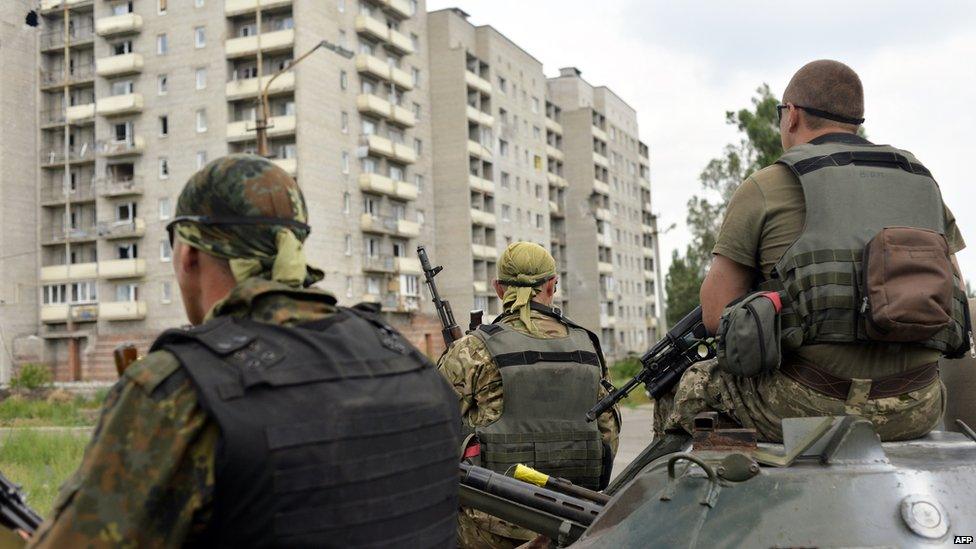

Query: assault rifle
<box><xmin>0</xmin><ymin>470</ymin><xmax>43</xmax><ymax>536</ymax></box>
<box><xmin>586</xmin><ymin>306</ymin><xmax>714</xmax><ymax>421</ymax></box>
<box><xmin>417</xmin><ymin>245</ymin><xmax>463</xmax><ymax>347</ymax></box>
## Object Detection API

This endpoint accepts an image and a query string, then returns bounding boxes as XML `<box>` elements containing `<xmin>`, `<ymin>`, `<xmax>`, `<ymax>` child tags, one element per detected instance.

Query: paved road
<box><xmin>612</xmin><ymin>404</ymin><xmax>655</xmax><ymax>479</ymax></box>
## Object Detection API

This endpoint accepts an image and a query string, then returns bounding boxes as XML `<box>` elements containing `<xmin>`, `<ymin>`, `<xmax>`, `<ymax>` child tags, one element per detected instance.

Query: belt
<box><xmin>779</xmin><ymin>359</ymin><xmax>939</xmax><ymax>401</ymax></box>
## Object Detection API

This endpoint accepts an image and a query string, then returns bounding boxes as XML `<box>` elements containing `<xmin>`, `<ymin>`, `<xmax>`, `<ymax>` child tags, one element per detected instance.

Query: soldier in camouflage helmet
<box><xmin>29</xmin><ymin>154</ymin><xmax>460</xmax><ymax>547</ymax></box>
<box><xmin>439</xmin><ymin>242</ymin><xmax>621</xmax><ymax>548</ymax></box>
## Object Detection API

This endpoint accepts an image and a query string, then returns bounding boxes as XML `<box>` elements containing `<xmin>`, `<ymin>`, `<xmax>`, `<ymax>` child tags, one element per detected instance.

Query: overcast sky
<box><xmin>427</xmin><ymin>0</ymin><xmax>976</xmax><ymax>286</ymax></box>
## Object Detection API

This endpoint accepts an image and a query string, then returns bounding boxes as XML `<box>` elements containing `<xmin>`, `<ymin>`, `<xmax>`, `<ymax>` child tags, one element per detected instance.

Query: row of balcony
<box><xmin>95</xmin><ymin>13</ymin><xmax>142</xmax><ymax>37</ymax></box>
<box><xmin>40</xmin><ymin>24</ymin><xmax>93</xmax><ymax>51</ymax></box>
<box><xmin>362</xmin><ymin>134</ymin><xmax>417</xmax><ymax>164</ymax></box>
<box><xmin>39</xmin><ymin>0</ymin><xmax>92</xmax><ymax>13</ymax></box>
<box><xmin>357</xmin><ymin>93</ymin><xmax>416</xmax><ymax>127</ymax></box>
<box><xmin>470</xmin><ymin>208</ymin><xmax>496</xmax><ymax>228</ymax></box>
<box><xmin>360</xmin><ymin>292</ymin><xmax>421</xmax><ymax>314</ymax></box>
<box><xmin>547</xmin><ymin>172</ymin><xmax>568</xmax><ymax>189</ymax></box>
<box><xmin>356</xmin><ymin>54</ymin><xmax>414</xmax><ymax>91</ymax></box>
<box><xmin>41</xmin><ymin>218</ymin><xmax>146</xmax><ymax>245</ymax></box>
<box><xmin>226</xmin><ymin>71</ymin><xmax>295</xmax><ymax>101</ymax></box>
<box><xmin>358</xmin><ymin>173</ymin><xmax>418</xmax><ymax>200</ymax></box>
<box><xmin>360</xmin><ymin>213</ymin><xmax>420</xmax><ymax>238</ymax></box>
<box><xmin>227</xmin><ymin>114</ymin><xmax>296</xmax><ymax>142</ymax></box>
<box><xmin>361</xmin><ymin>254</ymin><xmax>422</xmax><ymax>275</ymax></box>
<box><xmin>224</xmin><ymin>0</ymin><xmax>293</xmax><ymax>17</ymax></box>
<box><xmin>593</xmin><ymin>152</ymin><xmax>609</xmax><ymax>169</ymax></box>
<box><xmin>354</xmin><ymin>14</ymin><xmax>414</xmax><ymax>56</ymax></box>
<box><xmin>40</xmin><ymin>177</ymin><xmax>144</xmax><ymax>205</ymax></box>
<box><xmin>465</xmin><ymin>105</ymin><xmax>495</xmax><ymax>128</ymax></box>
<box><xmin>546</xmin><ymin>144</ymin><xmax>564</xmax><ymax>162</ymax></box>
<box><xmin>472</xmin><ymin>243</ymin><xmax>498</xmax><ymax>261</ymax></box>
<box><xmin>545</xmin><ymin>117</ymin><xmax>563</xmax><ymax>135</ymax></box>
<box><xmin>467</xmin><ymin>140</ymin><xmax>493</xmax><ymax>161</ymax></box>
<box><xmin>40</xmin><ymin>258</ymin><xmax>146</xmax><ymax>282</ymax></box>
<box><xmin>593</xmin><ymin>179</ymin><xmax>610</xmax><ymax>196</ymax></box>
<box><xmin>226</xmin><ymin>28</ymin><xmax>295</xmax><ymax>59</ymax></box>
<box><xmin>469</xmin><ymin>174</ymin><xmax>494</xmax><ymax>194</ymax></box>
<box><xmin>592</xmin><ymin>125</ymin><xmax>608</xmax><ymax>143</ymax></box>
<box><xmin>464</xmin><ymin>70</ymin><xmax>492</xmax><ymax>95</ymax></box>
<box><xmin>41</xmin><ymin>301</ymin><xmax>147</xmax><ymax>324</ymax></box>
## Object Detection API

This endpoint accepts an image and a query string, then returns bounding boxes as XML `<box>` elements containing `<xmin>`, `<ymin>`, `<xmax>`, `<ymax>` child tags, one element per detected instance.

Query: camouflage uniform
<box><xmin>439</xmin><ymin>310</ymin><xmax>621</xmax><ymax>549</ymax></box>
<box><xmin>29</xmin><ymin>155</ymin><xmax>334</xmax><ymax>548</ymax></box>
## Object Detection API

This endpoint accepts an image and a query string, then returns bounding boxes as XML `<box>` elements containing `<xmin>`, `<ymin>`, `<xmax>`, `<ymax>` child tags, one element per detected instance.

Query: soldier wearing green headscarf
<box><xmin>29</xmin><ymin>155</ymin><xmax>460</xmax><ymax>548</ymax></box>
<box><xmin>439</xmin><ymin>242</ymin><xmax>621</xmax><ymax>549</ymax></box>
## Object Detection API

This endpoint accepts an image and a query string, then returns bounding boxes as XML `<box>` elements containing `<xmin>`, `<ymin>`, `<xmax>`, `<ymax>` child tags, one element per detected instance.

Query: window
<box><xmin>338</xmin><ymin>30</ymin><xmax>347</xmax><ymax>49</ymax></box>
<box><xmin>344</xmin><ymin>234</ymin><xmax>352</xmax><ymax>256</ymax></box>
<box><xmin>158</xmin><ymin>0</ymin><xmax>167</xmax><ymax>14</ymax></box>
<box><xmin>112</xmin><ymin>1</ymin><xmax>132</xmax><ymax>16</ymax></box>
<box><xmin>157</xmin><ymin>34</ymin><xmax>168</xmax><ymax>55</ymax></box>
<box><xmin>410</xmin><ymin>33</ymin><xmax>419</xmax><ymax>51</ymax></box>
<box><xmin>341</xmin><ymin>151</ymin><xmax>349</xmax><ymax>174</ymax></box>
<box><xmin>116</xmin><ymin>283</ymin><xmax>138</xmax><ymax>302</ymax></box>
<box><xmin>413</xmin><ymin>102</ymin><xmax>421</xmax><ymax>120</ymax></box>
<box><xmin>363</xmin><ymin>195</ymin><xmax>378</xmax><ymax>216</ymax></box>
<box><xmin>364</xmin><ymin>237</ymin><xmax>379</xmax><ymax>257</ymax></box>
<box><xmin>535</xmin><ymin>184</ymin><xmax>542</xmax><ymax>199</ymax></box>
<box><xmin>116</xmin><ymin>201</ymin><xmax>136</xmax><ymax>221</ymax></box>
<box><xmin>160</xmin><ymin>239</ymin><xmax>172</xmax><ymax>261</ymax></box>
<box><xmin>366</xmin><ymin>277</ymin><xmax>380</xmax><ymax>295</ymax></box>
<box><xmin>337</xmin><ymin>0</ymin><xmax>345</xmax><ymax>12</ymax></box>
<box><xmin>416</xmin><ymin>209</ymin><xmax>425</xmax><ymax>225</ymax></box>
<box><xmin>497</xmin><ymin>76</ymin><xmax>507</xmax><ymax>93</ymax></box>
<box><xmin>342</xmin><ymin>192</ymin><xmax>350</xmax><ymax>213</ymax></box>
<box><xmin>534</xmin><ymin>155</ymin><xmax>543</xmax><ymax>170</ymax></box>
<box><xmin>361</xmin><ymin>118</ymin><xmax>376</xmax><ymax>135</ymax></box>
<box><xmin>158</xmin><ymin>115</ymin><xmax>168</xmax><ymax>137</ymax></box>
<box><xmin>111</xmin><ymin>79</ymin><xmax>134</xmax><ymax>96</ymax></box>
<box><xmin>413</xmin><ymin>138</ymin><xmax>422</xmax><ymax>155</ymax></box>
<box><xmin>341</xmin><ymin>111</ymin><xmax>349</xmax><ymax>133</ymax></box>
<box><xmin>533</xmin><ymin>126</ymin><xmax>541</xmax><ymax>140</ymax></box>
<box><xmin>392</xmin><ymin>241</ymin><xmax>406</xmax><ymax>258</ymax></box>
<box><xmin>359</xmin><ymin>40</ymin><xmax>375</xmax><ymax>56</ymax></box>
<box><xmin>414</xmin><ymin>174</ymin><xmax>424</xmax><ymax>194</ymax></box>
<box><xmin>196</xmin><ymin>151</ymin><xmax>207</xmax><ymax>169</ymax></box>
<box><xmin>501</xmin><ymin>204</ymin><xmax>511</xmax><ymax>221</ymax></box>
<box><xmin>536</xmin><ymin>214</ymin><xmax>544</xmax><ymax>228</ymax></box>
<box><xmin>196</xmin><ymin>109</ymin><xmax>207</xmax><ymax>133</ymax></box>
<box><xmin>113</xmin><ymin>122</ymin><xmax>131</xmax><ymax>142</ymax></box>
<box><xmin>340</xmin><ymin>70</ymin><xmax>348</xmax><ymax>90</ymax></box>
<box><xmin>389</xmin><ymin>165</ymin><xmax>404</xmax><ymax>181</ymax></box>
<box><xmin>159</xmin><ymin>157</ymin><xmax>169</xmax><ymax>179</ymax></box>
<box><xmin>412</xmin><ymin>68</ymin><xmax>421</xmax><ymax>87</ymax></box>
<box><xmin>158</xmin><ymin>197</ymin><xmax>172</xmax><ymax>220</ymax></box>
<box><xmin>195</xmin><ymin>68</ymin><xmax>207</xmax><ymax>90</ymax></box>
<box><xmin>361</xmin><ymin>157</ymin><xmax>377</xmax><ymax>173</ymax></box>
<box><xmin>117</xmin><ymin>243</ymin><xmax>138</xmax><ymax>259</ymax></box>
<box><xmin>409</xmin><ymin>0</ymin><xmax>418</xmax><ymax>15</ymax></box>
<box><xmin>392</xmin><ymin>202</ymin><xmax>406</xmax><ymax>220</ymax></box>
<box><xmin>400</xmin><ymin>274</ymin><xmax>419</xmax><ymax>296</ymax></box>
<box><xmin>157</xmin><ymin>74</ymin><xmax>168</xmax><ymax>95</ymax></box>
<box><xmin>161</xmin><ymin>281</ymin><xmax>172</xmax><ymax>304</ymax></box>
<box><xmin>499</xmin><ymin>140</ymin><xmax>509</xmax><ymax>157</ymax></box>
<box><xmin>195</xmin><ymin>0</ymin><xmax>204</xmax><ymax>7</ymax></box>
<box><xmin>112</xmin><ymin>40</ymin><xmax>133</xmax><ymax>55</ymax></box>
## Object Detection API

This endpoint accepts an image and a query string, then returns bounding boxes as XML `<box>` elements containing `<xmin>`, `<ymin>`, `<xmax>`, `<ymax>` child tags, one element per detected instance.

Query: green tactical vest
<box><xmin>763</xmin><ymin>140</ymin><xmax>968</xmax><ymax>356</ymax></box>
<box><xmin>473</xmin><ymin>318</ymin><xmax>605</xmax><ymax>490</ymax></box>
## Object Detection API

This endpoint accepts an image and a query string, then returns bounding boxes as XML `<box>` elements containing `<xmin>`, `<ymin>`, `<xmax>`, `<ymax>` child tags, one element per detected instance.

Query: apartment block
<box><xmin>427</xmin><ymin>8</ymin><xmax>552</xmax><ymax>319</ymax></box>
<box><xmin>2</xmin><ymin>2</ymin><xmax>665</xmax><ymax>379</ymax></box>
<box><xmin>548</xmin><ymin>67</ymin><xmax>664</xmax><ymax>357</ymax></box>
<box><xmin>18</xmin><ymin>0</ymin><xmax>441</xmax><ymax>382</ymax></box>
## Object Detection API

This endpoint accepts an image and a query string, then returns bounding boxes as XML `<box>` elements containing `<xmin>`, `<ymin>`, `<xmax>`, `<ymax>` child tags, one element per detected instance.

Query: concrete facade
<box><xmin>2</xmin><ymin>3</ymin><xmax>666</xmax><ymax>378</ymax></box>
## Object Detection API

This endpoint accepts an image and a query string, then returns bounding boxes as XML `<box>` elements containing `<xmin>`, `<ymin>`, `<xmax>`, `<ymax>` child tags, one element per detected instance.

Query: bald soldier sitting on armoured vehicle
<box><xmin>28</xmin><ymin>155</ymin><xmax>460</xmax><ymax>548</ymax></box>
<box><xmin>439</xmin><ymin>242</ymin><xmax>621</xmax><ymax>549</ymax></box>
<box><xmin>662</xmin><ymin>60</ymin><xmax>971</xmax><ymax>442</ymax></box>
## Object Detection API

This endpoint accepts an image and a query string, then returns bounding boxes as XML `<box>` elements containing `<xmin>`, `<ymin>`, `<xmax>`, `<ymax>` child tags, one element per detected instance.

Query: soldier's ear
<box><xmin>492</xmin><ymin>279</ymin><xmax>506</xmax><ymax>300</ymax></box>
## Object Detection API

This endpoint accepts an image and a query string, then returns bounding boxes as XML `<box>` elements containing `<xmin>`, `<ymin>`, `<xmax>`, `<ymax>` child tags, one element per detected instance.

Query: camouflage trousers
<box><xmin>657</xmin><ymin>359</ymin><xmax>946</xmax><ymax>442</ymax></box>
<box><xmin>457</xmin><ymin>507</ymin><xmax>536</xmax><ymax>549</ymax></box>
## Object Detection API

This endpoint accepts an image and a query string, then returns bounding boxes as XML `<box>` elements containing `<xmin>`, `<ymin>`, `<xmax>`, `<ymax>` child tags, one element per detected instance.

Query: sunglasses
<box><xmin>776</xmin><ymin>103</ymin><xmax>865</xmax><ymax>125</ymax></box>
<box><xmin>166</xmin><ymin>215</ymin><xmax>312</xmax><ymax>247</ymax></box>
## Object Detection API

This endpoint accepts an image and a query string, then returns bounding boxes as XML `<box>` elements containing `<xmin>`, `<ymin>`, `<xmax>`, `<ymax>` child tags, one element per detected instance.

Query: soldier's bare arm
<box><xmin>700</xmin><ymin>255</ymin><xmax>754</xmax><ymax>334</ymax></box>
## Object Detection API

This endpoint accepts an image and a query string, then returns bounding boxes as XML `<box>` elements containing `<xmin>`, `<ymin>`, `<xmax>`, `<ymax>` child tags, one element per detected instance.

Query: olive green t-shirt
<box><xmin>714</xmin><ymin>162</ymin><xmax>966</xmax><ymax>379</ymax></box>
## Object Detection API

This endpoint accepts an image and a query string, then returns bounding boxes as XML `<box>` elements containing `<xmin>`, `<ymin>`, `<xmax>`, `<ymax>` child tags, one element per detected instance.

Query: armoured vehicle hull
<box><xmin>574</xmin><ymin>416</ymin><xmax>976</xmax><ymax>548</ymax></box>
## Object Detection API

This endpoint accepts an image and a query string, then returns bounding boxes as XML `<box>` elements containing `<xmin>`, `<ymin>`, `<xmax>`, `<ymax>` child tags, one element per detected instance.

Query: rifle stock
<box><xmin>417</xmin><ymin>245</ymin><xmax>462</xmax><ymax>347</ymax></box>
<box><xmin>113</xmin><ymin>343</ymin><xmax>139</xmax><ymax>377</ymax></box>
<box><xmin>0</xmin><ymin>471</ymin><xmax>42</xmax><ymax>536</ymax></box>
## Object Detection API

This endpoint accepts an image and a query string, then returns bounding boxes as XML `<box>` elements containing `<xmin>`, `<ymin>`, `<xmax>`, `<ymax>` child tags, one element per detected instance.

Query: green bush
<box><xmin>10</xmin><ymin>363</ymin><xmax>53</xmax><ymax>391</ymax></box>
<box><xmin>610</xmin><ymin>356</ymin><xmax>642</xmax><ymax>381</ymax></box>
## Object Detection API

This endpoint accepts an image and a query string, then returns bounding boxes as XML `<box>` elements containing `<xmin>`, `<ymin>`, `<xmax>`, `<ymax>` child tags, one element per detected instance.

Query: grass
<box><xmin>0</xmin><ymin>429</ymin><xmax>90</xmax><ymax>515</ymax></box>
<box><xmin>0</xmin><ymin>391</ymin><xmax>106</xmax><ymax>428</ymax></box>
<box><xmin>610</xmin><ymin>357</ymin><xmax>653</xmax><ymax>409</ymax></box>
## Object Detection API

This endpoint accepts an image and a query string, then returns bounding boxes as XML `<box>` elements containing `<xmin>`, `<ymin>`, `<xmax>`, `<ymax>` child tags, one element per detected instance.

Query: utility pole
<box><xmin>254</xmin><ymin>38</ymin><xmax>353</xmax><ymax>157</ymax></box>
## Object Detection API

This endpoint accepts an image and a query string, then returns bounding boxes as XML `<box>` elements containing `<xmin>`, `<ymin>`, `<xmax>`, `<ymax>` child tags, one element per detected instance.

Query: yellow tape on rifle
<box><xmin>513</xmin><ymin>464</ymin><xmax>549</xmax><ymax>487</ymax></box>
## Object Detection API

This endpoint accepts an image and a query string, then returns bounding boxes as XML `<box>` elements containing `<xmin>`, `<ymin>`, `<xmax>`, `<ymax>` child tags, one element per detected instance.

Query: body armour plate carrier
<box><xmin>764</xmin><ymin>141</ymin><xmax>969</xmax><ymax>355</ymax></box>
<box><xmin>473</xmin><ymin>315</ymin><xmax>605</xmax><ymax>490</ymax></box>
<box><xmin>152</xmin><ymin>308</ymin><xmax>460</xmax><ymax>548</ymax></box>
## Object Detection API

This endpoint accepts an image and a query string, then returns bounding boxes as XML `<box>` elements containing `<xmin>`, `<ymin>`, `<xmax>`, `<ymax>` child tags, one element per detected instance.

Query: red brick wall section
<box><xmin>385</xmin><ymin>312</ymin><xmax>446</xmax><ymax>361</ymax></box>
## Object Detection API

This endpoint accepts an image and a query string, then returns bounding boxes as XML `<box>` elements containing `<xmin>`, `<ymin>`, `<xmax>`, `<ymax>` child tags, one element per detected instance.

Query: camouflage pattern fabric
<box><xmin>438</xmin><ymin>310</ymin><xmax>621</xmax><ymax>548</ymax></box>
<box><xmin>663</xmin><ymin>358</ymin><xmax>945</xmax><ymax>442</ymax></box>
<box><xmin>28</xmin><ymin>278</ymin><xmax>338</xmax><ymax>548</ymax></box>
<box><xmin>173</xmin><ymin>154</ymin><xmax>323</xmax><ymax>287</ymax></box>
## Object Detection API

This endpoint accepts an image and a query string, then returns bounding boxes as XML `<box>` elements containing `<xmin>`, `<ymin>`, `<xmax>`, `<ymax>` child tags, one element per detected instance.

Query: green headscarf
<box><xmin>173</xmin><ymin>154</ymin><xmax>324</xmax><ymax>288</ymax></box>
<box><xmin>497</xmin><ymin>242</ymin><xmax>557</xmax><ymax>336</ymax></box>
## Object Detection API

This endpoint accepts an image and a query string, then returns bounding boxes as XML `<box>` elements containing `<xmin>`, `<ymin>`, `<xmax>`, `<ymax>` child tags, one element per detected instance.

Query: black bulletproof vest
<box><xmin>152</xmin><ymin>308</ymin><xmax>460</xmax><ymax>548</ymax></box>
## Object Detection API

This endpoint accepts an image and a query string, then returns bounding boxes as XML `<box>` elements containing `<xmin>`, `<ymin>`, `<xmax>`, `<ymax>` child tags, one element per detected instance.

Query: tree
<box><xmin>665</xmin><ymin>85</ymin><xmax>783</xmax><ymax>323</ymax></box>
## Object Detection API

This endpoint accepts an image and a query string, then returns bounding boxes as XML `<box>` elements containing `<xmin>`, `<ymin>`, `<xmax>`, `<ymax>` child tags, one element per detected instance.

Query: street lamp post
<box><xmin>254</xmin><ymin>40</ymin><xmax>353</xmax><ymax>157</ymax></box>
